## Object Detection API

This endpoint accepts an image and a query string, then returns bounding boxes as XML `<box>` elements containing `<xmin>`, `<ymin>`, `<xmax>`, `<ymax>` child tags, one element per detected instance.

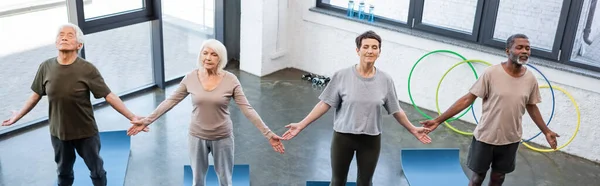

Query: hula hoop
<box><xmin>521</xmin><ymin>84</ymin><xmax>580</xmax><ymax>152</ymax></box>
<box><xmin>470</xmin><ymin>64</ymin><xmax>556</xmax><ymax>142</ymax></box>
<box><xmin>435</xmin><ymin>59</ymin><xmax>492</xmax><ymax>135</ymax></box>
<box><xmin>408</xmin><ymin>50</ymin><xmax>476</xmax><ymax>121</ymax></box>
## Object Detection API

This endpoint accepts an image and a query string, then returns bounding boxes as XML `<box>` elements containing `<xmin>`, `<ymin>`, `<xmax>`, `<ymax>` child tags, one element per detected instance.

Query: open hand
<box><xmin>1</xmin><ymin>110</ymin><xmax>18</xmax><ymax>126</ymax></box>
<box><xmin>127</xmin><ymin>116</ymin><xmax>150</xmax><ymax>136</ymax></box>
<box><xmin>282</xmin><ymin>123</ymin><xmax>304</xmax><ymax>140</ymax></box>
<box><xmin>269</xmin><ymin>134</ymin><xmax>285</xmax><ymax>154</ymax></box>
<box><xmin>419</xmin><ymin>120</ymin><xmax>440</xmax><ymax>133</ymax></box>
<box><xmin>544</xmin><ymin>130</ymin><xmax>560</xmax><ymax>149</ymax></box>
<box><xmin>411</xmin><ymin>127</ymin><xmax>432</xmax><ymax>144</ymax></box>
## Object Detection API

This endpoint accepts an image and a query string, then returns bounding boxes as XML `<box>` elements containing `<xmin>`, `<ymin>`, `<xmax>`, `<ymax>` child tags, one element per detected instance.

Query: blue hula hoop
<box><xmin>470</xmin><ymin>63</ymin><xmax>555</xmax><ymax>142</ymax></box>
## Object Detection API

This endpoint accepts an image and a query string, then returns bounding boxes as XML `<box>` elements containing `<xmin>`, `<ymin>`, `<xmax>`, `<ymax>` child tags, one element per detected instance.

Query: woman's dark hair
<box><xmin>355</xmin><ymin>30</ymin><xmax>382</xmax><ymax>49</ymax></box>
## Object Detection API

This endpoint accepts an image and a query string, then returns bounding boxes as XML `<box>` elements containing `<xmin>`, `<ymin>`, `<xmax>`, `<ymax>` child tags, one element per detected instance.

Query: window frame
<box><xmin>559</xmin><ymin>0</ymin><xmax>600</xmax><ymax>72</ymax></box>
<box><xmin>75</xmin><ymin>0</ymin><xmax>156</xmax><ymax>35</ymax></box>
<box><xmin>0</xmin><ymin>0</ymin><xmax>233</xmax><ymax>137</ymax></box>
<box><xmin>73</xmin><ymin>0</ymin><xmax>165</xmax><ymax>88</ymax></box>
<box><xmin>315</xmin><ymin>0</ymin><xmax>600</xmax><ymax>72</ymax></box>
<box><xmin>412</xmin><ymin>0</ymin><xmax>485</xmax><ymax>42</ymax></box>
<box><xmin>479</xmin><ymin>0</ymin><xmax>572</xmax><ymax>61</ymax></box>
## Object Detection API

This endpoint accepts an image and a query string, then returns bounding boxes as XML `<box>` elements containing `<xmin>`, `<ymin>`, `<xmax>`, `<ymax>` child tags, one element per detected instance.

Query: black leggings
<box><xmin>330</xmin><ymin>131</ymin><xmax>381</xmax><ymax>186</ymax></box>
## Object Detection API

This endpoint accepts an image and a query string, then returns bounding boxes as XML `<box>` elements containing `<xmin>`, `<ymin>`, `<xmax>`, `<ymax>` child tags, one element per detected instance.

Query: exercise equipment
<box><xmin>57</xmin><ymin>130</ymin><xmax>130</xmax><ymax>186</ymax></box>
<box><xmin>183</xmin><ymin>164</ymin><xmax>250</xmax><ymax>186</ymax></box>
<box><xmin>302</xmin><ymin>73</ymin><xmax>331</xmax><ymax>86</ymax></box>
<box><xmin>401</xmin><ymin>148</ymin><xmax>468</xmax><ymax>186</ymax></box>
<box><xmin>183</xmin><ymin>165</ymin><xmax>193</xmax><ymax>186</ymax></box>
<box><xmin>521</xmin><ymin>84</ymin><xmax>580</xmax><ymax>152</ymax></box>
<box><xmin>306</xmin><ymin>181</ymin><xmax>356</xmax><ymax>186</ymax></box>
<box><xmin>408</xmin><ymin>50</ymin><xmax>477</xmax><ymax>122</ymax></box>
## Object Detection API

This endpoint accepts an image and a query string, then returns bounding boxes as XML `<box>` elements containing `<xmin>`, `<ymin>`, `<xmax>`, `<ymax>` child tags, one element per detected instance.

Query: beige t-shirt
<box><xmin>469</xmin><ymin>64</ymin><xmax>541</xmax><ymax>145</ymax></box>
<box><xmin>145</xmin><ymin>70</ymin><xmax>274</xmax><ymax>140</ymax></box>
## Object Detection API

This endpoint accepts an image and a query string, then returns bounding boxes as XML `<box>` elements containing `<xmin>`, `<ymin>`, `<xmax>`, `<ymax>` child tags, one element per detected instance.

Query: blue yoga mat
<box><xmin>183</xmin><ymin>164</ymin><xmax>250</xmax><ymax>186</ymax></box>
<box><xmin>306</xmin><ymin>181</ymin><xmax>356</xmax><ymax>186</ymax></box>
<box><xmin>400</xmin><ymin>148</ymin><xmax>469</xmax><ymax>186</ymax></box>
<box><xmin>55</xmin><ymin>130</ymin><xmax>131</xmax><ymax>186</ymax></box>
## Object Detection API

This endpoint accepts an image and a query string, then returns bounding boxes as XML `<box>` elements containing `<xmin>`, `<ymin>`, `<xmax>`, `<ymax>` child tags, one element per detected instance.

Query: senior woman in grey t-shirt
<box><xmin>282</xmin><ymin>30</ymin><xmax>431</xmax><ymax>186</ymax></box>
<box><xmin>127</xmin><ymin>39</ymin><xmax>285</xmax><ymax>186</ymax></box>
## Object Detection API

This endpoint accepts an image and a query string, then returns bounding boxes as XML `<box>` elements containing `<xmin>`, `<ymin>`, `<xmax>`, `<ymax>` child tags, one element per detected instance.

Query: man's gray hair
<box><xmin>506</xmin><ymin>33</ymin><xmax>528</xmax><ymax>49</ymax></box>
<box><xmin>57</xmin><ymin>23</ymin><xmax>85</xmax><ymax>45</ymax></box>
<box><xmin>197</xmin><ymin>39</ymin><xmax>228</xmax><ymax>71</ymax></box>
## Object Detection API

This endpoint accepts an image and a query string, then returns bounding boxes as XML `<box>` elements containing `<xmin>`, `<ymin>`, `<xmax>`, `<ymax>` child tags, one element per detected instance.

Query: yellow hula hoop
<box><xmin>435</xmin><ymin>59</ymin><xmax>492</xmax><ymax>135</ymax></box>
<box><xmin>521</xmin><ymin>84</ymin><xmax>581</xmax><ymax>152</ymax></box>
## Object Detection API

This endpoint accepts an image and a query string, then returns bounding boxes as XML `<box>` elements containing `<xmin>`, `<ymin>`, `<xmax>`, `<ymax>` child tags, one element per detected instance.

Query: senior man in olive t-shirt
<box><xmin>2</xmin><ymin>23</ymin><xmax>146</xmax><ymax>186</ymax></box>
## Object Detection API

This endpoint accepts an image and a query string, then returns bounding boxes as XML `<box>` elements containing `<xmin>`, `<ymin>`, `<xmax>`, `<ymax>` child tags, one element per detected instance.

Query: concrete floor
<box><xmin>1</xmin><ymin>68</ymin><xmax>599</xmax><ymax>186</ymax></box>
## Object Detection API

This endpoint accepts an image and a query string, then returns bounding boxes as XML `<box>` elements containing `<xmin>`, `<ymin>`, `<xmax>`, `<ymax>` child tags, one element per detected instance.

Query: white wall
<box><xmin>240</xmin><ymin>0</ymin><xmax>291</xmax><ymax>77</ymax></box>
<box><xmin>241</xmin><ymin>0</ymin><xmax>600</xmax><ymax>163</ymax></box>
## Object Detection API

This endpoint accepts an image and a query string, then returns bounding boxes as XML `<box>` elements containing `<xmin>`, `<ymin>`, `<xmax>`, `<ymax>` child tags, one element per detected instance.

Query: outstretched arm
<box><xmin>2</xmin><ymin>92</ymin><xmax>42</xmax><ymax>126</ymax></box>
<box><xmin>232</xmin><ymin>85</ymin><xmax>276</xmax><ymax>138</ymax></box>
<box><xmin>7</xmin><ymin>62</ymin><xmax>47</xmax><ymax>126</ymax></box>
<box><xmin>297</xmin><ymin>101</ymin><xmax>331</xmax><ymax>128</ymax></box>
<box><xmin>127</xmin><ymin>83</ymin><xmax>189</xmax><ymax>135</ymax></box>
<box><xmin>282</xmin><ymin>101</ymin><xmax>331</xmax><ymax>140</ymax></box>
<box><xmin>392</xmin><ymin>111</ymin><xmax>431</xmax><ymax>144</ymax></box>
<box><xmin>526</xmin><ymin>104</ymin><xmax>559</xmax><ymax>149</ymax></box>
<box><xmin>232</xmin><ymin>83</ymin><xmax>285</xmax><ymax>154</ymax></box>
<box><xmin>105</xmin><ymin>92</ymin><xmax>137</xmax><ymax>121</ymax></box>
<box><xmin>421</xmin><ymin>93</ymin><xmax>477</xmax><ymax>131</ymax></box>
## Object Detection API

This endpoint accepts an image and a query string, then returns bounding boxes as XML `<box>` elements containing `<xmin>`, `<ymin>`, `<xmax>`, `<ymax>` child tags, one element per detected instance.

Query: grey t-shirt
<box><xmin>319</xmin><ymin>65</ymin><xmax>402</xmax><ymax>136</ymax></box>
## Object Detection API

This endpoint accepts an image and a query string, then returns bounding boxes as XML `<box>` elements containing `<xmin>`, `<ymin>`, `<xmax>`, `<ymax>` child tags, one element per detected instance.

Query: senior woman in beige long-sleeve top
<box><xmin>127</xmin><ymin>39</ymin><xmax>285</xmax><ymax>186</ymax></box>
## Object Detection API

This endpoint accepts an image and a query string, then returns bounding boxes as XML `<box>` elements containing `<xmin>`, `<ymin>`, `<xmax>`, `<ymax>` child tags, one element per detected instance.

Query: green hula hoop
<box><xmin>435</xmin><ymin>59</ymin><xmax>492</xmax><ymax>135</ymax></box>
<box><xmin>408</xmin><ymin>50</ymin><xmax>477</xmax><ymax>121</ymax></box>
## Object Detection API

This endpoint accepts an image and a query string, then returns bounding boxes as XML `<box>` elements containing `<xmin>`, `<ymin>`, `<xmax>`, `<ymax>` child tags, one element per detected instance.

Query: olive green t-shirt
<box><xmin>31</xmin><ymin>57</ymin><xmax>111</xmax><ymax>141</ymax></box>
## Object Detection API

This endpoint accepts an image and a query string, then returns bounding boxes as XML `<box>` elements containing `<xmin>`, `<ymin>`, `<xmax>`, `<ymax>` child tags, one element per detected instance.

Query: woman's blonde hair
<box><xmin>197</xmin><ymin>39</ymin><xmax>228</xmax><ymax>71</ymax></box>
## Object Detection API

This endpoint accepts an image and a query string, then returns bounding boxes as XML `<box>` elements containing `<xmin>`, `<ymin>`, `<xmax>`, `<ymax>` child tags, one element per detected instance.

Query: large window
<box><xmin>162</xmin><ymin>0</ymin><xmax>215</xmax><ymax>80</ymax></box>
<box><xmin>482</xmin><ymin>0</ymin><xmax>570</xmax><ymax>60</ymax></box>
<box><xmin>0</xmin><ymin>2</ymin><xmax>68</xmax><ymax>133</ymax></box>
<box><xmin>421</xmin><ymin>0</ymin><xmax>478</xmax><ymax>34</ymax></box>
<box><xmin>491</xmin><ymin>0</ymin><xmax>564</xmax><ymax>51</ymax></box>
<box><xmin>413</xmin><ymin>0</ymin><xmax>483</xmax><ymax>41</ymax></box>
<box><xmin>317</xmin><ymin>0</ymin><xmax>599</xmax><ymax>72</ymax></box>
<box><xmin>84</xmin><ymin>22</ymin><xmax>154</xmax><ymax>97</ymax></box>
<box><xmin>0</xmin><ymin>0</ymin><xmax>221</xmax><ymax>136</ymax></box>
<box><xmin>83</xmin><ymin>0</ymin><xmax>145</xmax><ymax>19</ymax></box>
<box><xmin>568</xmin><ymin>0</ymin><xmax>600</xmax><ymax>69</ymax></box>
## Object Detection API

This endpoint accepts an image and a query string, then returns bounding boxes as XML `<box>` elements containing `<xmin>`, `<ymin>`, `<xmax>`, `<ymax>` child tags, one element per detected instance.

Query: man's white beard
<box><xmin>510</xmin><ymin>53</ymin><xmax>528</xmax><ymax>65</ymax></box>
<box><xmin>516</xmin><ymin>58</ymin><xmax>529</xmax><ymax>65</ymax></box>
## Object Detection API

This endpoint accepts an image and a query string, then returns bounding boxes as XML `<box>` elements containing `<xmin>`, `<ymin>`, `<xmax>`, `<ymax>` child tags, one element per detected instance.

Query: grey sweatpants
<box><xmin>188</xmin><ymin>134</ymin><xmax>234</xmax><ymax>186</ymax></box>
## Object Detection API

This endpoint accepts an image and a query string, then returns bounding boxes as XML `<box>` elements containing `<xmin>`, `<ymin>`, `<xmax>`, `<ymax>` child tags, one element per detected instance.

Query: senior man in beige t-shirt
<box><xmin>420</xmin><ymin>34</ymin><xmax>559</xmax><ymax>186</ymax></box>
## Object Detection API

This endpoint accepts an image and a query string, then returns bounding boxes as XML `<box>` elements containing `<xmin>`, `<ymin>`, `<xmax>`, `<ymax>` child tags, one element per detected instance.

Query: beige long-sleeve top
<box><xmin>145</xmin><ymin>69</ymin><xmax>274</xmax><ymax>140</ymax></box>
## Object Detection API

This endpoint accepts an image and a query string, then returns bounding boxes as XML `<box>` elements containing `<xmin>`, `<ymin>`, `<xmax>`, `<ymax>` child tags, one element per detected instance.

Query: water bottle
<box><xmin>347</xmin><ymin>0</ymin><xmax>355</xmax><ymax>17</ymax></box>
<box><xmin>368</xmin><ymin>5</ymin><xmax>374</xmax><ymax>22</ymax></box>
<box><xmin>358</xmin><ymin>0</ymin><xmax>365</xmax><ymax>20</ymax></box>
